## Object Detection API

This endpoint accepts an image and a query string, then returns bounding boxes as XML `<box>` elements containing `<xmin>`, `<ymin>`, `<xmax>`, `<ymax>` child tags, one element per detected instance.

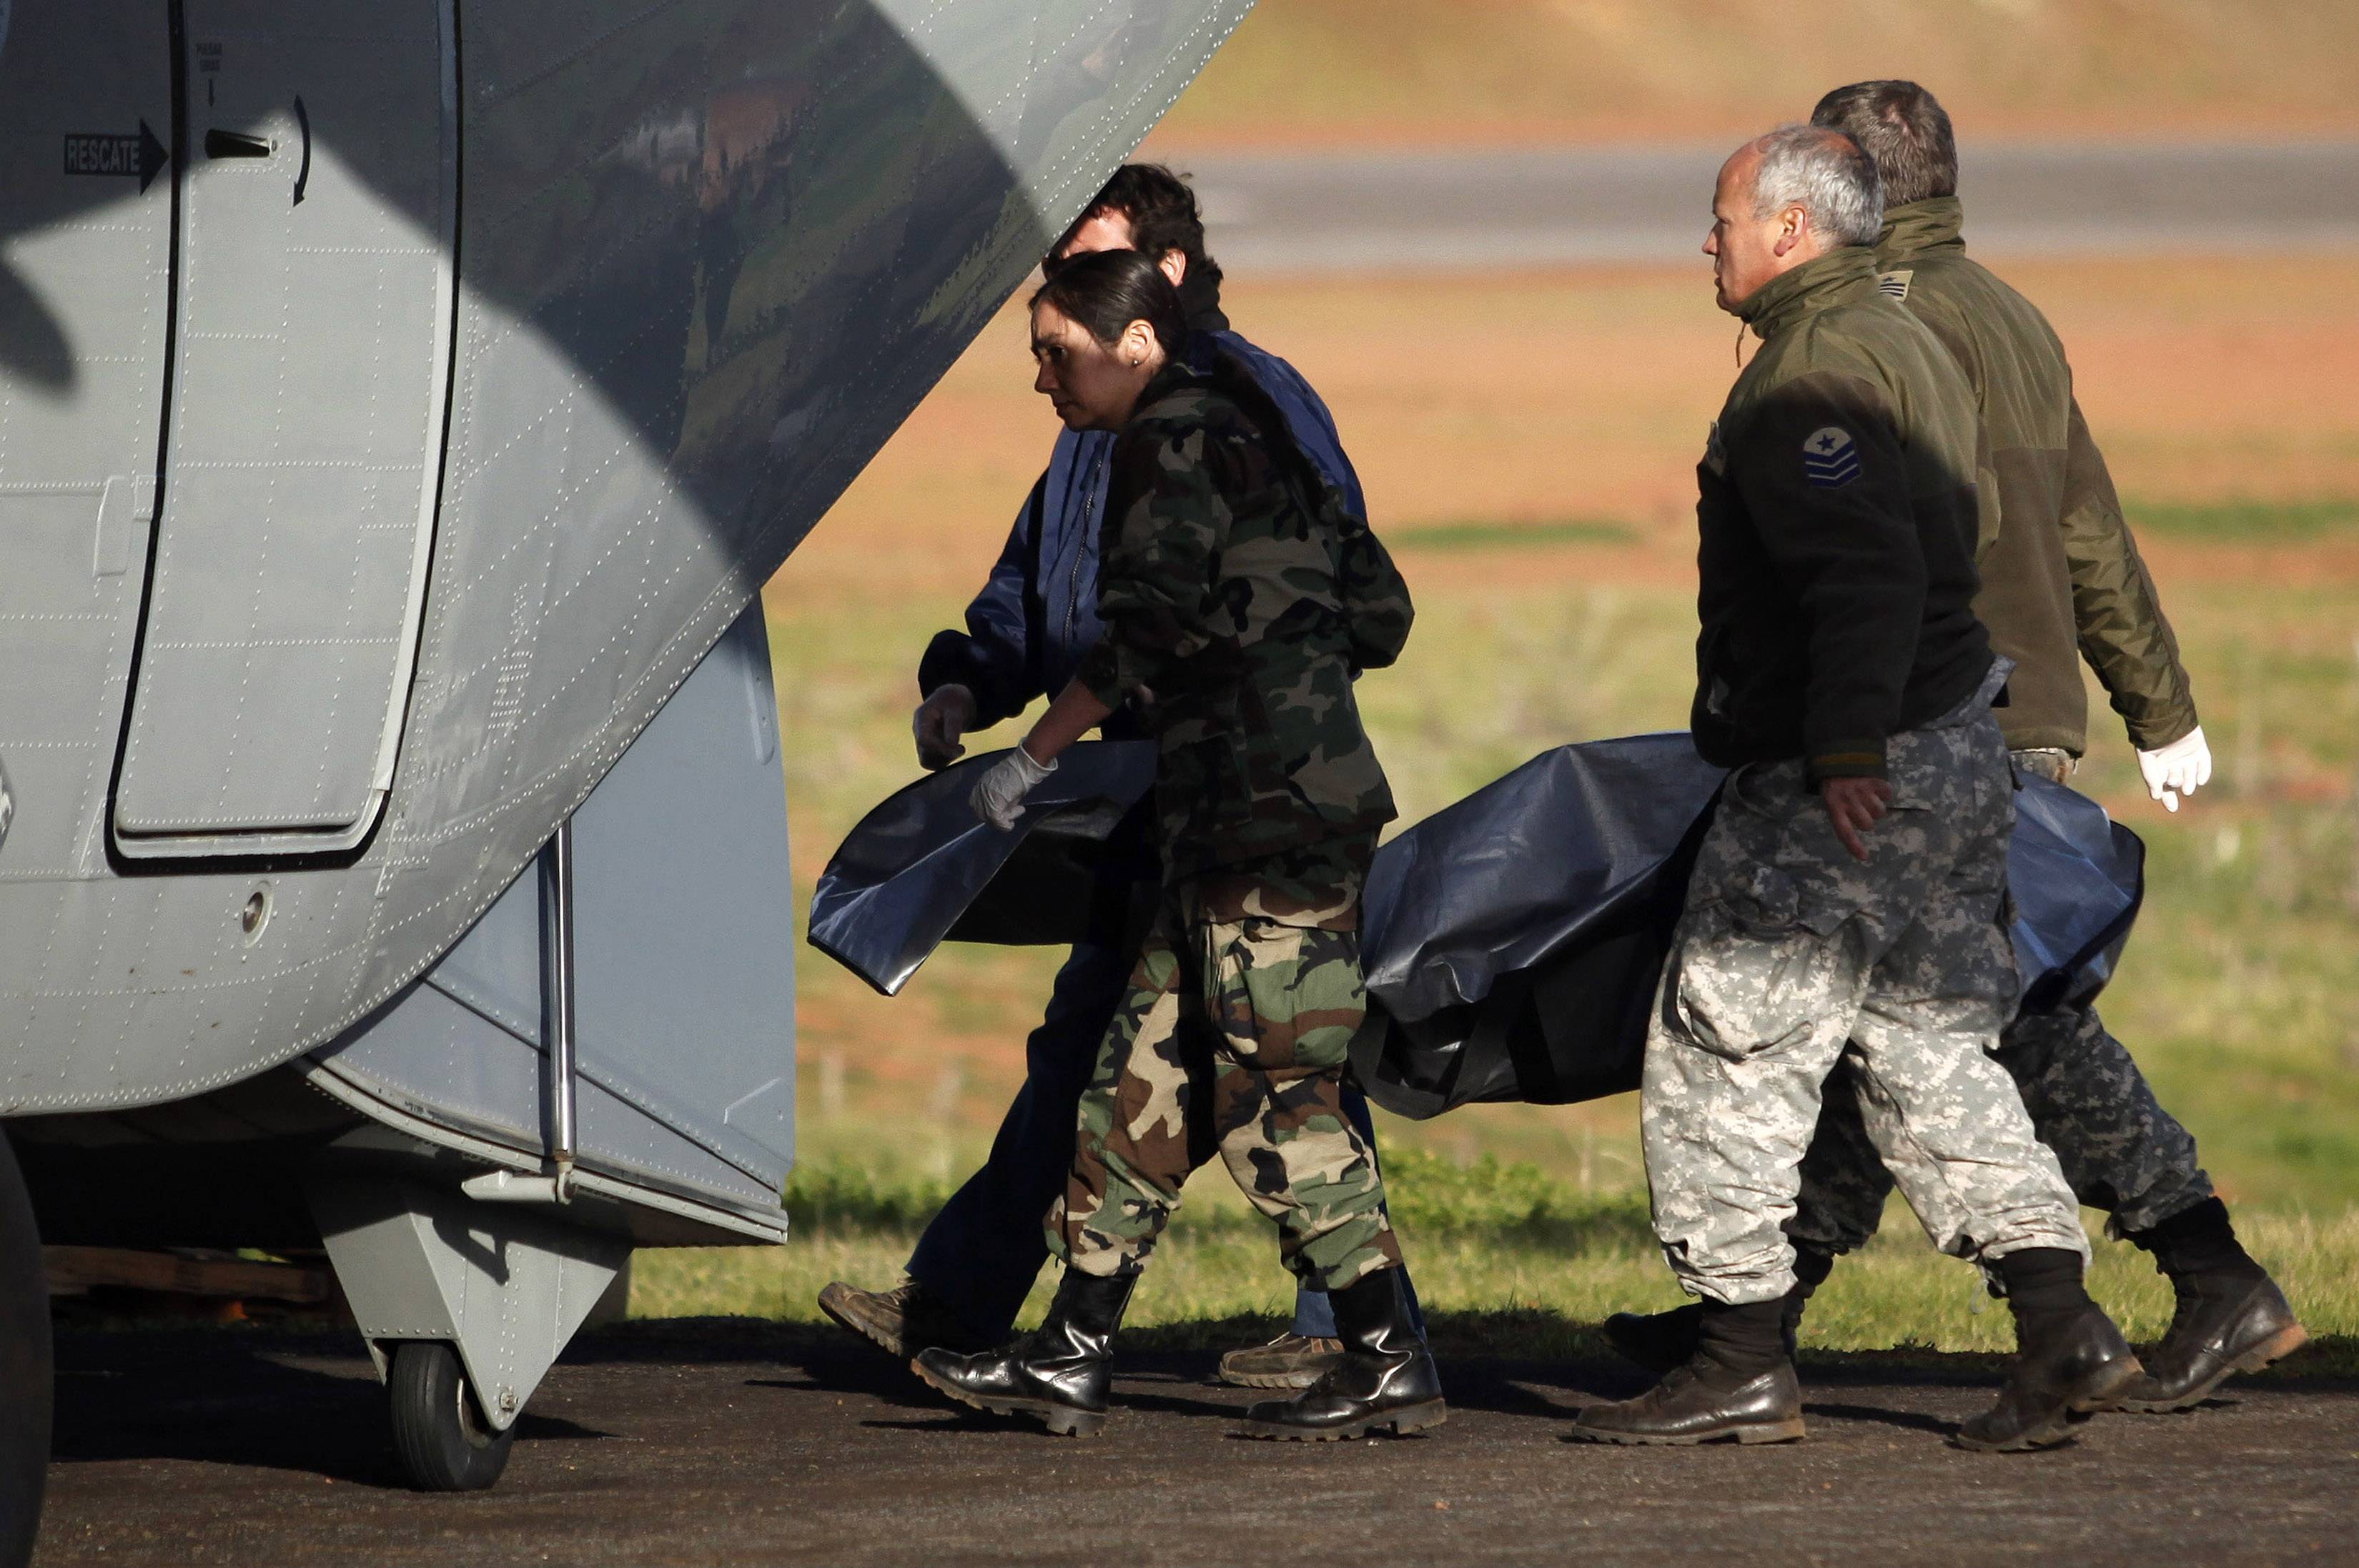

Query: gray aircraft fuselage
<box><xmin>0</xmin><ymin>0</ymin><xmax>1254</xmax><ymax>1524</ymax></box>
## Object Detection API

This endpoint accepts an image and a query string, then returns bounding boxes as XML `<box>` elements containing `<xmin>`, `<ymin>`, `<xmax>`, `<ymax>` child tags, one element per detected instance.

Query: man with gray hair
<box><xmin>1603</xmin><ymin>81</ymin><xmax>2305</xmax><ymax>1416</ymax></box>
<box><xmin>1570</xmin><ymin>126</ymin><xmax>2138</xmax><ymax>1450</ymax></box>
<box><xmin>1802</xmin><ymin>81</ymin><xmax>2300</xmax><ymax>1408</ymax></box>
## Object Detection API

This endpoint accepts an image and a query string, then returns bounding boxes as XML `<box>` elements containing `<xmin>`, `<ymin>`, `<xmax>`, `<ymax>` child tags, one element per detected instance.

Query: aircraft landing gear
<box><xmin>310</xmin><ymin>1173</ymin><xmax>626</xmax><ymax>1497</ymax></box>
<box><xmin>387</xmin><ymin>1340</ymin><xmax>514</xmax><ymax>1492</ymax></box>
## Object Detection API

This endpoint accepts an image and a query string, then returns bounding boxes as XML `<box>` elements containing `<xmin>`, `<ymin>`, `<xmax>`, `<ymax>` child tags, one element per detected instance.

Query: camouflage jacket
<box><xmin>1877</xmin><ymin>198</ymin><xmax>2197</xmax><ymax>756</ymax></box>
<box><xmin>916</xmin><ymin>277</ymin><xmax>1373</xmax><ymax>739</ymax></box>
<box><xmin>1077</xmin><ymin>351</ymin><xmax>1412</xmax><ymax>922</ymax></box>
<box><xmin>1695</xmin><ymin>246</ymin><xmax>1993</xmax><ymax>783</ymax></box>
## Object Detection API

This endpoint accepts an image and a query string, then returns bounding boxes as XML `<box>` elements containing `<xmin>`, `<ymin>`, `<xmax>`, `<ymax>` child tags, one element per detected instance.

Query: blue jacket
<box><xmin>918</xmin><ymin>317</ymin><xmax>1368</xmax><ymax>733</ymax></box>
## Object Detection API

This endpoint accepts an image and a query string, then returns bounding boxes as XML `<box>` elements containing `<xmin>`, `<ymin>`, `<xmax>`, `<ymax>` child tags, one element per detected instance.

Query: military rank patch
<box><xmin>1802</xmin><ymin>426</ymin><xmax>1860</xmax><ymax>488</ymax></box>
<box><xmin>1877</xmin><ymin>268</ymin><xmax>1913</xmax><ymax>301</ymax></box>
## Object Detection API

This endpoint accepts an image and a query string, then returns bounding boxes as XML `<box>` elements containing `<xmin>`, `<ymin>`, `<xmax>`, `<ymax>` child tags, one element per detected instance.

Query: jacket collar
<box><xmin>1877</xmin><ymin>196</ymin><xmax>1967</xmax><ymax>264</ymax></box>
<box><xmin>1178</xmin><ymin>269</ymin><xmax>1230</xmax><ymax>334</ymax></box>
<box><xmin>1736</xmin><ymin>244</ymin><xmax>1880</xmax><ymax>340</ymax></box>
<box><xmin>1132</xmin><ymin>347</ymin><xmax>1205</xmax><ymax>420</ymax></box>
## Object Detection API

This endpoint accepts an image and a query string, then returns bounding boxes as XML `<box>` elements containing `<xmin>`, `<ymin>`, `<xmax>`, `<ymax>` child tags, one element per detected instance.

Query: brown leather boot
<box><xmin>1955</xmin><ymin>1250</ymin><xmax>2142</xmax><ymax>1452</ymax></box>
<box><xmin>1568</xmin><ymin>1363</ymin><xmax>1805</xmax><ymax>1446</ymax></box>
<box><xmin>1571</xmin><ymin>1296</ymin><xmax>1804</xmax><ymax>1447</ymax></box>
<box><xmin>2117</xmin><ymin>1274</ymin><xmax>2306</xmax><ymax>1413</ymax></box>
<box><xmin>2117</xmin><ymin>1199</ymin><xmax>2307</xmax><ymax>1412</ymax></box>
<box><xmin>817</xmin><ymin>1279</ymin><xmax>986</xmax><ymax>1359</ymax></box>
<box><xmin>1217</xmin><ymin>1332</ymin><xmax>1345</xmax><ymax>1390</ymax></box>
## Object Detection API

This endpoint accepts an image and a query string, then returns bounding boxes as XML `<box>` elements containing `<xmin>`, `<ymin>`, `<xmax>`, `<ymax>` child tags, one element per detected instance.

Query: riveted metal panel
<box><xmin>115</xmin><ymin>0</ymin><xmax>457</xmax><ymax>851</ymax></box>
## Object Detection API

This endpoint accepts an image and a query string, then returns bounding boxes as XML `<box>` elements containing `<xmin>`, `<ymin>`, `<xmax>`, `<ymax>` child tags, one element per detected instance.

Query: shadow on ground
<box><xmin>51</xmin><ymin>1314</ymin><xmax>2356</xmax><ymax>1487</ymax></box>
<box><xmin>38</xmin><ymin>1317</ymin><xmax>2359</xmax><ymax>1568</ymax></box>
<box><xmin>49</xmin><ymin>1328</ymin><xmax>607</xmax><ymax>1488</ymax></box>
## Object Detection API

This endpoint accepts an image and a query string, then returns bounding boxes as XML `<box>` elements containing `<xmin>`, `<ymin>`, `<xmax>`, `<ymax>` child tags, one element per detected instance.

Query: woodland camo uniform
<box><xmin>1048</xmin><ymin>349</ymin><xmax>1415</xmax><ymax>1294</ymax></box>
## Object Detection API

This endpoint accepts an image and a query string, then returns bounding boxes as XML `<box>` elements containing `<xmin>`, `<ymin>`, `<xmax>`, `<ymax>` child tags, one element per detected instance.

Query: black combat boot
<box><xmin>910</xmin><ymin>1268</ymin><xmax>1135</xmax><ymax>1436</ymax></box>
<box><xmin>2117</xmin><ymin>1199</ymin><xmax>2306</xmax><ymax>1412</ymax></box>
<box><xmin>1601</xmin><ymin>1245</ymin><xmax>1833</xmax><ymax>1375</ymax></box>
<box><xmin>1954</xmin><ymin>1248</ymin><xmax>2142</xmax><ymax>1452</ymax></box>
<box><xmin>1237</xmin><ymin>1269</ymin><xmax>1445</xmax><ymax>1441</ymax></box>
<box><xmin>1568</xmin><ymin>1296</ymin><xmax>1805</xmax><ymax>1446</ymax></box>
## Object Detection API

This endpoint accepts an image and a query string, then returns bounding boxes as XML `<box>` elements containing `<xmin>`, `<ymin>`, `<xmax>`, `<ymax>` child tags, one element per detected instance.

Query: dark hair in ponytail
<box><xmin>1030</xmin><ymin>248</ymin><xmax>1188</xmax><ymax>359</ymax></box>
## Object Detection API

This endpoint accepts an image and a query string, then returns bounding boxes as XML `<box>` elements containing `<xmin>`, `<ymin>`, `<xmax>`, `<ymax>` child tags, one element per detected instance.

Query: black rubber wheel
<box><xmin>0</xmin><ymin>1131</ymin><xmax>50</xmax><ymax>1568</ymax></box>
<box><xmin>387</xmin><ymin>1341</ymin><xmax>514</xmax><ymax>1492</ymax></box>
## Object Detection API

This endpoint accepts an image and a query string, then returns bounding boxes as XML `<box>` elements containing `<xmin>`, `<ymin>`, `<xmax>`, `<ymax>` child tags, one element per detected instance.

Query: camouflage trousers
<box><xmin>1791</xmin><ymin>1005</ymin><xmax>2217</xmax><ymax>1256</ymax></box>
<box><xmin>1642</xmin><ymin>689</ymin><xmax>2088</xmax><ymax>1305</ymax></box>
<box><xmin>1047</xmin><ymin>884</ymin><xmax>1404</xmax><ymax>1292</ymax></box>
<box><xmin>1787</xmin><ymin>748</ymin><xmax>2212</xmax><ymax>1256</ymax></box>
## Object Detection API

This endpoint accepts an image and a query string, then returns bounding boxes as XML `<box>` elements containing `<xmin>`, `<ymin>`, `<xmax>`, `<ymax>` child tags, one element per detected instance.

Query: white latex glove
<box><xmin>913</xmin><ymin>684</ymin><xmax>977</xmax><ymax>770</ymax></box>
<box><xmin>969</xmin><ymin>744</ymin><xmax>1055</xmax><ymax>832</ymax></box>
<box><xmin>2136</xmin><ymin>725</ymin><xmax>2212</xmax><ymax>813</ymax></box>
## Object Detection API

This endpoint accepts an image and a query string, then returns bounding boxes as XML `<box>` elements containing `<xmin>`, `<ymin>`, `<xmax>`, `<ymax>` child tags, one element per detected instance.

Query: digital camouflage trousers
<box><xmin>1792</xmin><ymin>1003</ymin><xmax>2216</xmax><ymax>1256</ymax></box>
<box><xmin>1784</xmin><ymin>745</ymin><xmax>2212</xmax><ymax>1256</ymax></box>
<box><xmin>1643</xmin><ymin>683</ymin><xmax>2089</xmax><ymax>1305</ymax></box>
<box><xmin>1048</xmin><ymin>883</ymin><xmax>1403</xmax><ymax>1293</ymax></box>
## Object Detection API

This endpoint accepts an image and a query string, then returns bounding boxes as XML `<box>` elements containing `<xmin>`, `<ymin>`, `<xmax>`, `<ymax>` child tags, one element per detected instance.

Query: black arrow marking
<box><xmin>140</xmin><ymin>120</ymin><xmax>168</xmax><ymax>190</ymax></box>
<box><xmin>291</xmin><ymin>95</ymin><xmax>310</xmax><ymax>206</ymax></box>
<box><xmin>61</xmin><ymin>121</ymin><xmax>172</xmax><ymax>192</ymax></box>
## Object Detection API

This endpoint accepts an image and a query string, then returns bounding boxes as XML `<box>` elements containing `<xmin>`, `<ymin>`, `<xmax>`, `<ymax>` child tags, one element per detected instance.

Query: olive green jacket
<box><xmin>1876</xmin><ymin>197</ymin><xmax>2197</xmax><ymax>756</ymax></box>
<box><xmin>1693</xmin><ymin>247</ymin><xmax>1992</xmax><ymax>782</ymax></box>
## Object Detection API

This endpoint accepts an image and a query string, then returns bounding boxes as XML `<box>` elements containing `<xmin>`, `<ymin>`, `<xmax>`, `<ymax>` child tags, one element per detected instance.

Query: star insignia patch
<box><xmin>1802</xmin><ymin>426</ymin><xmax>1860</xmax><ymax>489</ymax></box>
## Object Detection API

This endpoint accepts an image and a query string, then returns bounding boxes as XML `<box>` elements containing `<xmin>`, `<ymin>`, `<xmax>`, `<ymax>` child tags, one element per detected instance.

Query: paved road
<box><xmin>34</xmin><ymin>1324</ymin><xmax>2359</xmax><ymax>1567</ymax></box>
<box><xmin>1184</xmin><ymin>142</ymin><xmax>2359</xmax><ymax>270</ymax></box>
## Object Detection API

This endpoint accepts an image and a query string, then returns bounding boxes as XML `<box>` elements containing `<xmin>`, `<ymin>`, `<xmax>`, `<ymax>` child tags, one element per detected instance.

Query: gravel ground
<box><xmin>34</xmin><ymin>1323</ymin><xmax>2359</xmax><ymax>1567</ymax></box>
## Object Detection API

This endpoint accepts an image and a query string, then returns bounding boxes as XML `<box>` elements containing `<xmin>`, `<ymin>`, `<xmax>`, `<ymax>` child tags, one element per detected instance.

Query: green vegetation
<box><xmin>770</xmin><ymin>555</ymin><xmax>2359</xmax><ymax>1198</ymax></box>
<box><xmin>634</xmin><ymin>1148</ymin><xmax>2359</xmax><ymax>1374</ymax></box>
<box><xmin>736</xmin><ymin>526</ymin><xmax>2359</xmax><ymax>1359</ymax></box>
<box><xmin>1389</xmin><ymin>520</ymin><xmax>1636</xmax><ymax>551</ymax></box>
<box><xmin>2124</xmin><ymin>498</ymin><xmax>2359</xmax><ymax>541</ymax></box>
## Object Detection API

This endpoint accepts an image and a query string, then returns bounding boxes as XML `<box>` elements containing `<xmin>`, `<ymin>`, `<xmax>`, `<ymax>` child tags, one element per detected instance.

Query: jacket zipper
<box><xmin>1063</xmin><ymin>447</ymin><xmax>1102</xmax><ymax>655</ymax></box>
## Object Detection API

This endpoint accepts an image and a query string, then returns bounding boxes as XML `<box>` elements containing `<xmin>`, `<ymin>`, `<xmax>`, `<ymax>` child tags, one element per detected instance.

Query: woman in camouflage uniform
<box><xmin>910</xmin><ymin>249</ymin><xmax>1441</xmax><ymax>1442</ymax></box>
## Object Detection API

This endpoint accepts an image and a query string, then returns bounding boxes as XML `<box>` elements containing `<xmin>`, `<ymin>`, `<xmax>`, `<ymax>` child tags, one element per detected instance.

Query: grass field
<box><xmin>1143</xmin><ymin>0</ymin><xmax>2359</xmax><ymax>147</ymax></box>
<box><xmin>632</xmin><ymin>1152</ymin><xmax>2359</xmax><ymax>1374</ymax></box>
<box><xmin>638</xmin><ymin>249</ymin><xmax>2359</xmax><ymax>1359</ymax></box>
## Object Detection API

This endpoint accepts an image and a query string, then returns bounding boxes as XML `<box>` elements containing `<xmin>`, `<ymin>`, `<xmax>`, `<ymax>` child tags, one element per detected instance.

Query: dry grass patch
<box><xmin>1147</xmin><ymin>0</ymin><xmax>2359</xmax><ymax>148</ymax></box>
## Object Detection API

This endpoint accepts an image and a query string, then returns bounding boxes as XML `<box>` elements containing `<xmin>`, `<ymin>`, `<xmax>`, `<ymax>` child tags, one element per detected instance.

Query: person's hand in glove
<box><xmin>2136</xmin><ymin>725</ymin><xmax>2212</xmax><ymax>813</ymax></box>
<box><xmin>913</xmin><ymin>684</ymin><xmax>978</xmax><ymax>770</ymax></box>
<box><xmin>970</xmin><ymin>677</ymin><xmax>1116</xmax><ymax>830</ymax></box>
<box><xmin>969</xmin><ymin>743</ymin><xmax>1056</xmax><ymax>832</ymax></box>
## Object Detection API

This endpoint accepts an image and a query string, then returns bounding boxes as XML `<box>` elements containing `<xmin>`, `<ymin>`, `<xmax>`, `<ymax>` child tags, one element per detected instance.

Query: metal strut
<box><xmin>545</xmin><ymin>817</ymin><xmax>579</xmax><ymax>1200</ymax></box>
<box><xmin>461</xmin><ymin>818</ymin><xmax>580</xmax><ymax>1206</ymax></box>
